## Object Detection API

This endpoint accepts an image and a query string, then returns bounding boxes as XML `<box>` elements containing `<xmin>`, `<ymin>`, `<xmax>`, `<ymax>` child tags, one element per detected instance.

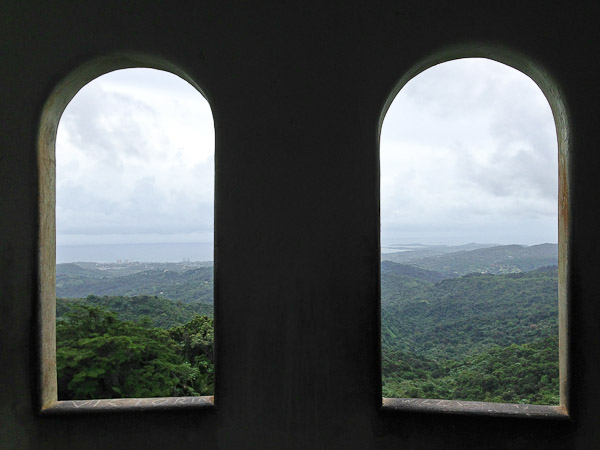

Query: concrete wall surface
<box><xmin>1</xmin><ymin>1</ymin><xmax>600</xmax><ymax>448</ymax></box>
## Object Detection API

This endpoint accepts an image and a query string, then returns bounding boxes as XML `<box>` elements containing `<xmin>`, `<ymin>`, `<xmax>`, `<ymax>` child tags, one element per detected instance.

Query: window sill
<box><xmin>40</xmin><ymin>396</ymin><xmax>214</xmax><ymax>415</ymax></box>
<box><xmin>382</xmin><ymin>397</ymin><xmax>569</xmax><ymax>420</ymax></box>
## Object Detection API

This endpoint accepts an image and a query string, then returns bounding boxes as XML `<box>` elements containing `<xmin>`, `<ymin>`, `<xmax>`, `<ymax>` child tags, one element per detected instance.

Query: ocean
<box><xmin>57</xmin><ymin>242</ymin><xmax>214</xmax><ymax>263</ymax></box>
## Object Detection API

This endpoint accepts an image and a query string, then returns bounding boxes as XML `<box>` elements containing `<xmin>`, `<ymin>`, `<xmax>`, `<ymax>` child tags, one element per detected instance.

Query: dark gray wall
<box><xmin>2</xmin><ymin>1</ymin><xmax>599</xmax><ymax>448</ymax></box>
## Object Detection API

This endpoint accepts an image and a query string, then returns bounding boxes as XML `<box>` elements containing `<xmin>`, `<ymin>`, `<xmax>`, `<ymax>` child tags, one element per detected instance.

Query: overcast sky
<box><xmin>381</xmin><ymin>58</ymin><xmax>557</xmax><ymax>246</ymax></box>
<box><xmin>56</xmin><ymin>58</ymin><xmax>557</xmax><ymax>261</ymax></box>
<box><xmin>56</xmin><ymin>69</ymin><xmax>215</xmax><ymax>249</ymax></box>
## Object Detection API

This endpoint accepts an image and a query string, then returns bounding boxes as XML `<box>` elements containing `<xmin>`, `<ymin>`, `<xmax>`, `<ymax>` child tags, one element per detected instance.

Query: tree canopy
<box><xmin>57</xmin><ymin>305</ymin><xmax>214</xmax><ymax>400</ymax></box>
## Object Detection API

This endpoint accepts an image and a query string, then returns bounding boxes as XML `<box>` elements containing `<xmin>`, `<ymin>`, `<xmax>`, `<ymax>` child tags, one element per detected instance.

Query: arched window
<box><xmin>380</xmin><ymin>58</ymin><xmax>560</xmax><ymax>407</ymax></box>
<box><xmin>54</xmin><ymin>68</ymin><xmax>215</xmax><ymax>401</ymax></box>
<box><xmin>39</xmin><ymin>63</ymin><xmax>216</xmax><ymax>408</ymax></box>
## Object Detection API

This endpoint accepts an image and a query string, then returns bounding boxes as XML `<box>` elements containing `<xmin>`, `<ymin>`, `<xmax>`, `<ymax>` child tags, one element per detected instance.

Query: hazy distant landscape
<box><xmin>57</xmin><ymin>242</ymin><xmax>214</xmax><ymax>264</ymax></box>
<box><xmin>56</xmin><ymin>243</ymin><xmax>559</xmax><ymax>404</ymax></box>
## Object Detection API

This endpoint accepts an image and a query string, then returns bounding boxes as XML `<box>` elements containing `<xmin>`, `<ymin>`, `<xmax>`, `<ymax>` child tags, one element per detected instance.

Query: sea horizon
<box><xmin>57</xmin><ymin>242</ymin><xmax>215</xmax><ymax>264</ymax></box>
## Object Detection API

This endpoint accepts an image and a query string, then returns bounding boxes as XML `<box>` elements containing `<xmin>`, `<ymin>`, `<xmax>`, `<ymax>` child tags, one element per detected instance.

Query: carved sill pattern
<box><xmin>41</xmin><ymin>396</ymin><xmax>214</xmax><ymax>414</ymax></box>
<box><xmin>382</xmin><ymin>398</ymin><xmax>569</xmax><ymax>420</ymax></box>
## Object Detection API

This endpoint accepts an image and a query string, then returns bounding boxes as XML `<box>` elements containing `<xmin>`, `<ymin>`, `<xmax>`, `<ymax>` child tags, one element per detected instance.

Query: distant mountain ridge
<box><xmin>381</xmin><ymin>261</ymin><xmax>446</xmax><ymax>283</ymax></box>
<box><xmin>382</xmin><ymin>243</ymin><xmax>557</xmax><ymax>277</ymax></box>
<box><xmin>57</xmin><ymin>266</ymin><xmax>213</xmax><ymax>304</ymax></box>
<box><xmin>57</xmin><ymin>243</ymin><xmax>557</xmax><ymax>302</ymax></box>
<box><xmin>381</xmin><ymin>243</ymin><xmax>497</xmax><ymax>262</ymax></box>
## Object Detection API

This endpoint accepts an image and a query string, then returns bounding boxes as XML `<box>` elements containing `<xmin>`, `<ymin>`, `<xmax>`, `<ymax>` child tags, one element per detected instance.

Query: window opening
<box><xmin>55</xmin><ymin>68</ymin><xmax>215</xmax><ymax>401</ymax></box>
<box><xmin>380</xmin><ymin>58</ymin><xmax>559</xmax><ymax>406</ymax></box>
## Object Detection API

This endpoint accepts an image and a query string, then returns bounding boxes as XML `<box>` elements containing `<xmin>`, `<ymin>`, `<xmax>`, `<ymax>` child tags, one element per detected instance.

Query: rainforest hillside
<box><xmin>56</xmin><ymin>243</ymin><xmax>559</xmax><ymax>403</ymax></box>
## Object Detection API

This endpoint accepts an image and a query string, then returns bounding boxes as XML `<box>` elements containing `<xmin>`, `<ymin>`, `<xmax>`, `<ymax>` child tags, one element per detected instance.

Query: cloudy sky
<box><xmin>381</xmin><ymin>58</ymin><xmax>557</xmax><ymax>246</ymax></box>
<box><xmin>56</xmin><ymin>58</ymin><xmax>557</xmax><ymax>262</ymax></box>
<box><xmin>56</xmin><ymin>69</ymin><xmax>215</xmax><ymax>254</ymax></box>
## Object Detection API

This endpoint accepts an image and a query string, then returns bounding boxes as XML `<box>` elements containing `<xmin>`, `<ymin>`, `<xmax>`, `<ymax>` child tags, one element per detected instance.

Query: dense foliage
<box><xmin>381</xmin><ymin>265</ymin><xmax>558</xmax><ymax>358</ymax></box>
<box><xmin>57</xmin><ymin>295</ymin><xmax>213</xmax><ymax>329</ymax></box>
<box><xmin>382</xmin><ymin>336</ymin><xmax>558</xmax><ymax>404</ymax></box>
<box><xmin>56</xmin><ymin>246</ymin><xmax>559</xmax><ymax>404</ymax></box>
<box><xmin>381</xmin><ymin>265</ymin><xmax>559</xmax><ymax>404</ymax></box>
<box><xmin>56</xmin><ymin>305</ymin><xmax>214</xmax><ymax>400</ymax></box>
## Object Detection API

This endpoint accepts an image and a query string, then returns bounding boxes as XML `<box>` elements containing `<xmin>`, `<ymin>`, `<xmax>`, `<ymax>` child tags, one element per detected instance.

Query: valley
<box><xmin>56</xmin><ymin>243</ymin><xmax>559</xmax><ymax>404</ymax></box>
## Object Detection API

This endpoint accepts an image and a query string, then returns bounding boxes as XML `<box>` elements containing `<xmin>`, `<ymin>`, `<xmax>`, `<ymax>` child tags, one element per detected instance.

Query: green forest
<box><xmin>57</xmin><ymin>305</ymin><xmax>214</xmax><ymax>400</ymax></box>
<box><xmin>380</xmin><ymin>260</ymin><xmax>558</xmax><ymax>404</ymax></box>
<box><xmin>56</xmin><ymin>244</ymin><xmax>559</xmax><ymax>404</ymax></box>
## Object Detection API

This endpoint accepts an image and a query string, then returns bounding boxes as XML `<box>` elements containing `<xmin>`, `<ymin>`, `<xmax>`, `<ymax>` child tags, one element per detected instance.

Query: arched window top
<box><xmin>380</xmin><ymin>58</ymin><xmax>558</xmax><ymax>246</ymax></box>
<box><xmin>56</xmin><ymin>68</ymin><xmax>215</xmax><ymax>261</ymax></box>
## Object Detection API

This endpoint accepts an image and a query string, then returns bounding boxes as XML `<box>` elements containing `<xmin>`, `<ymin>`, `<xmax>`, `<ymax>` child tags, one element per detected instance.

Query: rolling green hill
<box><xmin>381</xmin><ymin>261</ymin><xmax>446</xmax><ymax>283</ymax></box>
<box><xmin>55</xmin><ymin>248</ymin><xmax>559</xmax><ymax>404</ymax></box>
<box><xmin>382</xmin><ymin>243</ymin><xmax>557</xmax><ymax>277</ymax></box>
<box><xmin>381</xmin><ymin>266</ymin><xmax>558</xmax><ymax>358</ymax></box>
<box><xmin>57</xmin><ymin>295</ymin><xmax>213</xmax><ymax>329</ymax></box>
<box><xmin>381</xmin><ymin>265</ymin><xmax>558</xmax><ymax>403</ymax></box>
<box><xmin>57</xmin><ymin>266</ymin><xmax>213</xmax><ymax>304</ymax></box>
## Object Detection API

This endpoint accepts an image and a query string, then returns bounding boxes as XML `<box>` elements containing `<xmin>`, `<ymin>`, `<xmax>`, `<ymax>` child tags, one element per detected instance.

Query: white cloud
<box><xmin>381</xmin><ymin>58</ymin><xmax>558</xmax><ymax>246</ymax></box>
<box><xmin>56</xmin><ymin>61</ymin><xmax>558</xmax><ymax>252</ymax></box>
<box><xmin>56</xmin><ymin>68</ymin><xmax>214</xmax><ymax>246</ymax></box>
